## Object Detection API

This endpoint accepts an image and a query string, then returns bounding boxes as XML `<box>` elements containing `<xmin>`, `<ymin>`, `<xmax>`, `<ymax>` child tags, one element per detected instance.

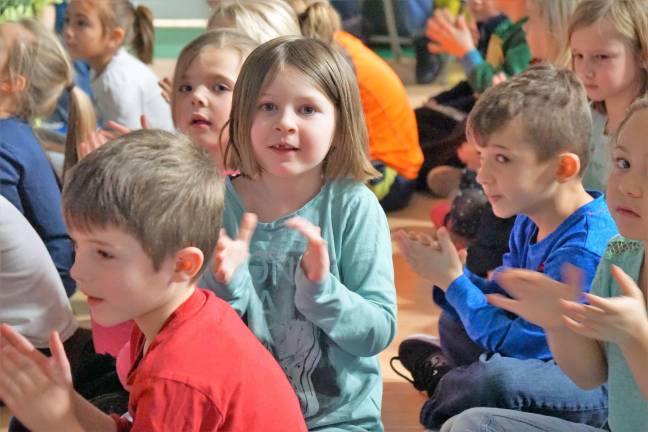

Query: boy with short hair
<box><xmin>394</xmin><ymin>65</ymin><xmax>617</xmax><ymax>429</ymax></box>
<box><xmin>0</xmin><ymin>130</ymin><xmax>307</xmax><ymax>431</ymax></box>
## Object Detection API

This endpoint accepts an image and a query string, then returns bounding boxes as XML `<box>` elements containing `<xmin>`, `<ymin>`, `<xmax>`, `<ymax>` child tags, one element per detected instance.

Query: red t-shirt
<box><xmin>113</xmin><ymin>288</ymin><xmax>307</xmax><ymax>431</ymax></box>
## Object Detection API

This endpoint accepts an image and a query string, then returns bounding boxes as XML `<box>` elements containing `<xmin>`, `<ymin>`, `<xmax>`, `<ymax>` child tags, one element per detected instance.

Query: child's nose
<box><xmin>70</xmin><ymin>257</ymin><xmax>88</xmax><ymax>283</ymax></box>
<box><xmin>191</xmin><ymin>86</ymin><xmax>208</xmax><ymax>107</ymax></box>
<box><xmin>274</xmin><ymin>109</ymin><xmax>297</xmax><ymax>133</ymax></box>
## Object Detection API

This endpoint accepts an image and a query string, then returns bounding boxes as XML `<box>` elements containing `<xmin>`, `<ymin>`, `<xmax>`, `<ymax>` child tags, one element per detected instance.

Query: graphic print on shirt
<box><xmin>248</xmin><ymin>242</ymin><xmax>340</xmax><ymax>418</ymax></box>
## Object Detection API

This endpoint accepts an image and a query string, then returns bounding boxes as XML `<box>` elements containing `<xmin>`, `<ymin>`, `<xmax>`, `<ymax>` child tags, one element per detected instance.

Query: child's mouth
<box><xmin>616</xmin><ymin>206</ymin><xmax>640</xmax><ymax>218</ymax></box>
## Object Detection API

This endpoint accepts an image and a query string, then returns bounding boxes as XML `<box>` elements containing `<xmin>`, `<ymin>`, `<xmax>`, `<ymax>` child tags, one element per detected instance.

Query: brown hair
<box><xmin>226</xmin><ymin>36</ymin><xmax>378</xmax><ymax>182</ymax></box>
<box><xmin>568</xmin><ymin>0</ymin><xmax>648</xmax><ymax>112</ymax></box>
<box><xmin>88</xmin><ymin>0</ymin><xmax>155</xmax><ymax>64</ymax></box>
<box><xmin>170</xmin><ymin>29</ymin><xmax>258</xmax><ymax>126</ymax></box>
<box><xmin>287</xmin><ymin>0</ymin><xmax>341</xmax><ymax>44</ymax></box>
<box><xmin>2</xmin><ymin>20</ymin><xmax>96</xmax><ymax>179</ymax></box>
<box><xmin>207</xmin><ymin>0</ymin><xmax>301</xmax><ymax>43</ymax></box>
<box><xmin>467</xmin><ymin>64</ymin><xmax>592</xmax><ymax>174</ymax></box>
<box><xmin>62</xmin><ymin>129</ymin><xmax>224</xmax><ymax>279</ymax></box>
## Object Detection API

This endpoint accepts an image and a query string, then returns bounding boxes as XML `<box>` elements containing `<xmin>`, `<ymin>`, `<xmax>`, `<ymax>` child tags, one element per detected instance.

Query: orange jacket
<box><xmin>334</xmin><ymin>31</ymin><xmax>423</xmax><ymax>180</ymax></box>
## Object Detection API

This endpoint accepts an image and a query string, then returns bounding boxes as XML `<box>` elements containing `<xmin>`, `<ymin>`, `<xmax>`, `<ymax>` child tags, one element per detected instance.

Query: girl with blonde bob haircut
<box><xmin>205</xmin><ymin>36</ymin><xmax>396</xmax><ymax>430</ymax></box>
<box><xmin>525</xmin><ymin>0</ymin><xmax>580</xmax><ymax>67</ymax></box>
<box><xmin>226</xmin><ymin>35</ymin><xmax>378</xmax><ymax>181</ymax></box>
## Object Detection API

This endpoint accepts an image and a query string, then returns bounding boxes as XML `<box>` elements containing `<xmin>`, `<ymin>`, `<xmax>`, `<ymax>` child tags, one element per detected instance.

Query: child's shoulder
<box><xmin>96</xmin><ymin>49</ymin><xmax>157</xmax><ymax>89</ymax></box>
<box><xmin>325</xmin><ymin>178</ymin><xmax>384</xmax><ymax>215</ymax></box>
<box><xmin>603</xmin><ymin>235</ymin><xmax>644</xmax><ymax>261</ymax></box>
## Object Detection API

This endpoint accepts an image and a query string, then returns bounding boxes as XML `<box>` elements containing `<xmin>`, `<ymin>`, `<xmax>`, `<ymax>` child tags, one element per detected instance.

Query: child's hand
<box><xmin>213</xmin><ymin>213</ymin><xmax>257</xmax><ymax>284</ymax></box>
<box><xmin>396</xmin><ymin>227</ymin><xmax>463</xmax><ymax>289</ymax></box>
<box><xmin>0</xmin><ymin>325</ymin><xmax>80</xmax><ymax>431</ymax></box>
<box><xmin>489</xmin><ymin>265</ymin><xmax>582</xmax><ymax>329</ymax></box>
<box><xmin>159</xmin><ymin>77</ymin><xmax>172</xmax><ymax>104</ymax></box>
<box><xmin>426</xmin><ymin>9</ymin><xmax>475</xmax><ymax>58</ymax></box>
<box><xmin>561</xmin><ymin>265</ymin><xmax>648</xmax><ymax>348</ymax></box>
<box><xmin>79</xmin><ymin>116</ymin><xmax>150</xmax><ymax>159</ymax></box>
<box><xmin>285</xmin><ymin>217</ymin><xmax>329</xmax><ymax>283</ymax></box>
<box><xmin>492</xmin><ymin>72</ymin><xmax>508</xmax><ymax>86</ymax></box>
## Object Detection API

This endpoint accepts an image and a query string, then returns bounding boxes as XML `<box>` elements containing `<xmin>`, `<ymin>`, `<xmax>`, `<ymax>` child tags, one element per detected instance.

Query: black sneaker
<box><xmin>390</xmin><ymin>334</ymin><xmax>452</xmax><ymax>396</ymax></box>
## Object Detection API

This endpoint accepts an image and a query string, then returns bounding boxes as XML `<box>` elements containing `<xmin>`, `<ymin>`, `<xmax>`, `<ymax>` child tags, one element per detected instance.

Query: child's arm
<box><xmin>285</xmin><ymin>204</ymin><xmax>397</xmax><ymax>358</ymax></box>
<box><xmin>0</xmin><ymin>325</ymin><xmax>116</xmax><ymax>432</ymax></box>
<box><xmin>201</xmin><ymin>213</ymin><xmax>257</xmax><ymax>316</ymax></box>
<box><xmin>561</xmin><ymin>265</ymin><xmax>648</xmax><ymax>398</ymax></box>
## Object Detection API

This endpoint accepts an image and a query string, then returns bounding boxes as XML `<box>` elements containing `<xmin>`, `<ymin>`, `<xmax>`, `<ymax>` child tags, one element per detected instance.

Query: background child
<box><xmin>393</xmin><ymin>66</ymin><xmax>616</xmax><ymax>429</ymax></box>
<box><xmin>63</xmin><ymin>0</ymin><xmax>173</xmax><ymax>130</ymax></box>
<box><xmin>0</xmin><ymin>19</ymin><xmax>95</xmax><ymax>297</ymax></box>
<box><xmin>171</xmin><ymin>29</ymin><xmax>258</xmax><ymax>167</ymax></box>
<box><xmin>207</xmin><ymin>0</ymin><xmax>301</xmax><ymax>42</ymax></box>
<box><xmin>290</xmin><ymin>0</ymin><xmax>423</xmax><ymax>211</ymax></box>
<box><xmin>448</xmin><ymin>96</ymin><xmax>648</xmax><ymax>432</ymax></box>
<box><xmin>201</xmin><ymin>36</ymin><xmax>397</xmax><ymax>430</ymax></box>
<box><xmin>570</xmin><ymin>0</ymin><xmax>648</xmax><ymax>192</ymax></box>
<box><xmin>0</xmin><ymin>129</ymin><xmax>307</xmax><ymax>432</ymax></box>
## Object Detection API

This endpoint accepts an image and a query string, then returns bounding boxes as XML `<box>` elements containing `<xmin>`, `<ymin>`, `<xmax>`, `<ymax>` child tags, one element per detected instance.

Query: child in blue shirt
<box><xmin>444</xmin><ymin>94</ymin><xmax>648</xmax><ymax>432</ymax></box>
<box><xmin>201</xmin><ymin>36</ymin><xmax>397</xmax><ymax>431</ymax></box>
<box><xmin>394</xmin><ymin>65</ymin><xmax>618</xmax><ymax>430</ymax></box>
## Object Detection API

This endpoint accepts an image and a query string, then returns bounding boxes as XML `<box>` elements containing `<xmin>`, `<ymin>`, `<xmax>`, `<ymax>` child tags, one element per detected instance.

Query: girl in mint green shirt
<box><xmin>201</xmin><ymin>37</ymin><xmax>397</xmax><ymax>431</ymax></box>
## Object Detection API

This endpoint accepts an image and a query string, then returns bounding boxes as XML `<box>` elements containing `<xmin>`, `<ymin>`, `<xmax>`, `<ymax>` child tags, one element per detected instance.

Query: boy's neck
<box><xmin>500</xmin><ymin>2</ymin><xmax>526</xmax><ymax>23</ymax></box>
<box><xmin>135</xmin><ymin>284</ymin><xmax>196</xmax><ymax>353</ymax></box>
<box><xmin>528</xmin><ymin>181</ymin><xmax>593</xmax><ymax>242</ymax></box>
<box><xmin>0</xmin><ymin>92</ymin><xmax>19</xmax><ymax>118</ymax></box>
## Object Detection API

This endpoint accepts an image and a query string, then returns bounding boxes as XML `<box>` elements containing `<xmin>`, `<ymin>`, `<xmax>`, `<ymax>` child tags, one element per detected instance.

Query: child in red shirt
<box><xmin>0</xmin><ymin>130</ymin><xmax>306</xmax><ymax>432</ymax></box>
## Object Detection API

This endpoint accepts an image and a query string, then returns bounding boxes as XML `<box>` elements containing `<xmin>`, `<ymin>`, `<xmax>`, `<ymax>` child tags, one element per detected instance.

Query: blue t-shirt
<box><xmin>434</xmin><ymin>191</ymin><xmax>617</xmax><ymax>360</ymax></box>
<box><xmin>0</xmin><ymin>117</ymin><xmax>75</xmax><ymax>296</ymax></box>
<box><xmin>202</xmin><ymin>177</ymin><xmax>397</xmax><ymax>431</ymax></box>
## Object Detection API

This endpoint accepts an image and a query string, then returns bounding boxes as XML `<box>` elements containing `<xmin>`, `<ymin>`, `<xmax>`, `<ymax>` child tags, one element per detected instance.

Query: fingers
<box><xmin>48</xmin><ymin>331</ymin><xmax>71</xmax><ymax>383</ymax></box>
<box><xmin>436</xmin><ymin>227</ymin><xmax>455</xmax><ymax>253</ymax></box>
<box><xmin>427</xmin><ymin>42</ymin><xmax>446</xmax><ymax>55</ymax></box>
<box><xmin>140</xmin><ymin>114</ymin><xmax>150</xmax><ymax>129</ymax></box>
<box><xmin>238</xmin><ymin>213</ymin><xmax>258</xmax><ymax>243</ymax></box>
<box><xmin>562</xmin><ymin>264</ymin><xmax>585</xmax><ymax>301</ymax></box>
<box><xmin>486</xmin><ymin>294</ymin><xmax>521</xmax><ymax>315</ymax></box>
<box><xmin>105</xmin><ymin>121</ymin><xmax>132</xmax><ymax>136</ymax></box>
<box><xmin>610</xmin><ymin>264</ymin><xmax>643</xmax><ymax>300</ymax></box>
<box><xmin>284</xmin><ymin>217</ymin><xmax>322</xmax><ymax>243</ymax></box>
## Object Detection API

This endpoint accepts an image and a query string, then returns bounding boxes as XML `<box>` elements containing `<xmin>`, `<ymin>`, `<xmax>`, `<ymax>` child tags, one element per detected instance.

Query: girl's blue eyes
<box><xmin>178</xmin><ymin>84</ymin><xmax>230</xmax><ymax>93</ymax></box>
<box><xmin>258</xmin><ymin>104</ymin><xmax>317</xmax><ymax>114</ymax></box>
<box><xmin>615</xmin><ymin>158</ymin><xmax>630</xmax><ymax>170</ymax></box>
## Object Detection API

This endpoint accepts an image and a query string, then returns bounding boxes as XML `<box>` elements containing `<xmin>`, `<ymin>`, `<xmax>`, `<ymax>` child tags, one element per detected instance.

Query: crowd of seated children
<box><xmin>3</xmin><ymin>0</ymin><xmax>648</xmax><ymax>431</ymax></box>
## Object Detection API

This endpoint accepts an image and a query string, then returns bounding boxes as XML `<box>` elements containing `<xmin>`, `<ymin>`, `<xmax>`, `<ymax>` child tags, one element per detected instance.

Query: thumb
<box><xmin>238</xmin><ymin>213</ymin><xmax>258</xmax><ymax>243</ymax></box>
<box><xmin>140</xmin><ymin>114</ymin><xmax>150</xmax><ymax>129</ymax></box>
<box><xmin>436</xmin><ymin>227</ymin><xmax>456</xmax><ymax>253</ymax></box>
<box><xmin>562</xmin><ymin>263</ymin><xmax>584</xmax><ymax>301</ymax></box>
<box><xmin>610</xmin><ymin>264</ymin><xmax>643</xmax><ymax>300</ymax></box>
<box><xmin>456</xmin><ymin>14</ymin><xmax>467</xmax><ymax>30</ymax></box>
<box><xmin>49</xmin><ymin>331</ymin><xmax>71</xmax><ymax>383</ymax></box>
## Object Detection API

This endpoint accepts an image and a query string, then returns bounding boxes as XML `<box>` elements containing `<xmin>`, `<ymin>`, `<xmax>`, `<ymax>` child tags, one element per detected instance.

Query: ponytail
<box><xmin>293</xmin><ymin>0</ymin><xmax>341</xmax><ymax>43</ymax></box>
<box><xmin>132</xmin><ymin>5</ymin><xmax>154</xmax><ymax>64</ymax></box>
<box><xmin>63</xmin><ymin>85</ymin><xmax>97</xmax><ymax>180</ymax></box>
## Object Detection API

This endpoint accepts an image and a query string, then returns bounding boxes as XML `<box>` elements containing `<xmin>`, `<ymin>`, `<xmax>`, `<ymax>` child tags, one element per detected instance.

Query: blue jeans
<box><xmin>420</xmin><ymin>312</ymin><xmax>609</xmax><ymax>430</ymax></box>
<box><xmin>441</xmin><ymin>408</ymin><xmax>609</xmax><ymax>432</ymax></box>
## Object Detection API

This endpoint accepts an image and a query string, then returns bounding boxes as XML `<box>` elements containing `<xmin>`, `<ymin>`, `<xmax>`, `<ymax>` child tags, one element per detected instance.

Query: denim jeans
<box><xmin>420</xmin><ymin>312</ymin><xmax>609</xmax><ymax>430</ymax></box>
<box><xmin>440</xmin><ymin>407</ymin><xmax>609</xmax><ymax>432</ymax></box>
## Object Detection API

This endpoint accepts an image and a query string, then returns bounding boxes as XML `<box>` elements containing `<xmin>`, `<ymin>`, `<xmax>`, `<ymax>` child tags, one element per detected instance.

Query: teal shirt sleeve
<box><xmin>294</xmin><ymin>189</ymin><xmax>397</xmax><ymax>358</ymax></box>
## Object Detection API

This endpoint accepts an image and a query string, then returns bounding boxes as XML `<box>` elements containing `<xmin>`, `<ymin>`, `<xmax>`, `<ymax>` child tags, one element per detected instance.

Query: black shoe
<box><xmin>390</xmin><ymin>334</ymin><xmax>452</xmax><ymax>396</ymax></box>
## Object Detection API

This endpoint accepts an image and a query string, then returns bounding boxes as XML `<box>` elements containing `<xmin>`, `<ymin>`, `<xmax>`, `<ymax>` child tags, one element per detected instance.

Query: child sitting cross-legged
<box><xmin>0</xmin><ymin>129</ymin><xmax>307</xmax><ymax>431</ymax></box>
<box><xmin>393</xmin><ymin>65</ymin><xmax>619</xmax><ymax>430</ymax></box>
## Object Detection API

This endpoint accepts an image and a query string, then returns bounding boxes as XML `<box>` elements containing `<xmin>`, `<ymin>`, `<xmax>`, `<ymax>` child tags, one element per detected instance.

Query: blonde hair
<box><xmin>527</xmin><ymin>0</ymin><xmax>580</xmax><ymax>67</ymax></box>
<box><xmin>613</xmin><ymin>95</ymin><xmax>648</xmax><ymax>146</ymax></box>
<box><xmin>2</xmin><ymin>20</ymin><xmax>96</xmax><ymax>179</ymax></box>
<box><xmin>568</xmin><ymin>0</ymin><xmax>648</xmax><ymax>111</ymax></box>
<box><xmin>62</xmin><ymin>129</ymin><xmax>224</xmax><ymax>280</ymax></box>
<box><xmin>207</xmin><ymin>0</ymin><xmax>301</xmax><ymax>43</ymax></box>
<box><xmin>84</xmin><ymin>0</ymin><xmax>155</xmax><ymax>63</ymax></box>
<box><xmin>170</xmin><ymin>29</ymin><xmax>258</xmax><ymax>127</ymax></box>
<box><xmin>226</xmin><ymin>36</ymin><xmax>378</xmax><ymax>182</ymax></box>
<box><xmin>287</xmin><ymin>0</ymin><xmax>341</xmax><ymax>44</ymax></box>
<box><xmin>468</xmin><ymin>65</ymin><xmax>592</xmax><ymax>174</ymax></box>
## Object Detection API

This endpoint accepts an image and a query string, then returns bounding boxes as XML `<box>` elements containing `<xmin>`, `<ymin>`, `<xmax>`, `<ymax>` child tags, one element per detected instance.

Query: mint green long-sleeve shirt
<box><xmin>202</xmin><ymin>177</ymin><xmax>397</xmax><ymax>431</ymax></box>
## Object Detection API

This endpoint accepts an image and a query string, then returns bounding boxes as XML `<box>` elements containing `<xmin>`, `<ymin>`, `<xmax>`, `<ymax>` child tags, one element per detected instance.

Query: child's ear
<box><xmin>107</xmin><ymin>26</ymin><xmax>126</xmax><ymax>48</ymax></box>
<box><xmin>0</xmin><ymin>75</ymin><xmax>26</xmax><ymax>93</ymax></box>
<box><xmin>556</xmin><ymin>153</ymin><xmax>581</xmax><ymax>181</ymax></box>
<box><xmin>172</xmin><ymin>247</ymin><xmax>204</xmax><ymax>282</ymax></box>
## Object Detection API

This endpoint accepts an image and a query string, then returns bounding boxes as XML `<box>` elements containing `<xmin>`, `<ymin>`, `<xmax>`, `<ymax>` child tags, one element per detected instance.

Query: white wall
<box><xmin>141</xmin><ymin>0</ymin><xmax>211</xmax><ymax>20</ymax></box>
